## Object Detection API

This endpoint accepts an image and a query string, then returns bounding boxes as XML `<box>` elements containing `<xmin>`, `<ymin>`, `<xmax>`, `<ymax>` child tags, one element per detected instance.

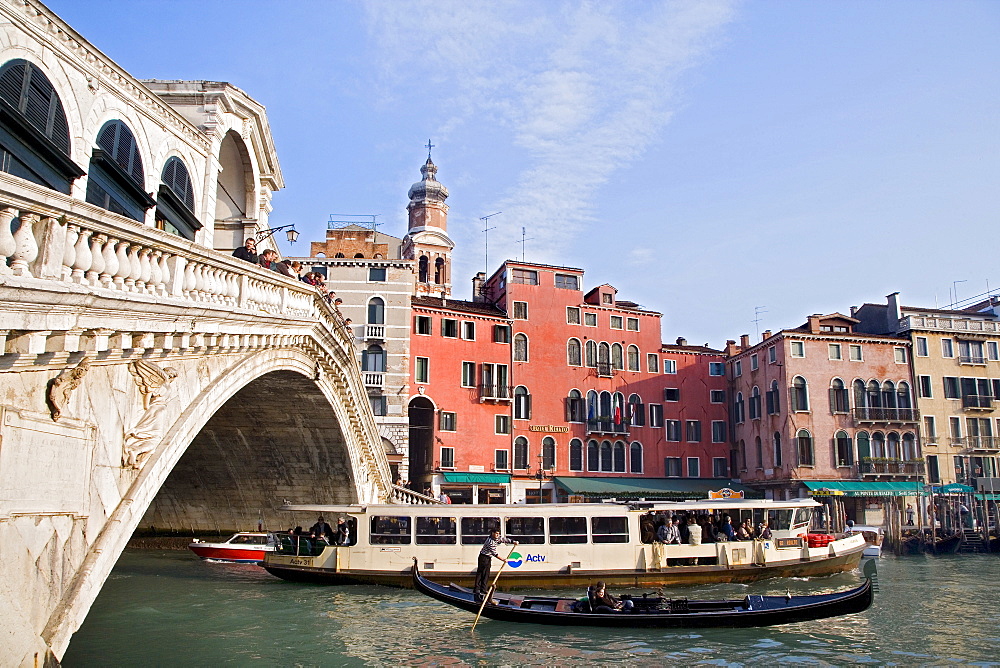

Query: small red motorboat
<box><xmin>188</xmin><ymin>532</ymin><xmax>277</xmax><ymax>563</ymax></box>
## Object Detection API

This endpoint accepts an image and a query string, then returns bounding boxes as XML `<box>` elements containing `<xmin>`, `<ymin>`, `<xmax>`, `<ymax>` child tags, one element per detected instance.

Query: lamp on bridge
<box><xmin>255</xmin><ymin>224</ymin><xmax>300</xmax><ymax>244</ymax></box>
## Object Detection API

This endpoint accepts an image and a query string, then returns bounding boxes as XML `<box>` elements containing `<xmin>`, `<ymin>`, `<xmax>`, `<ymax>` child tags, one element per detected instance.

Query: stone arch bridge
<box><xmin>0</xmin><ymin>185</ymin><xmax>426</xmax><ymax>664</ymax></box>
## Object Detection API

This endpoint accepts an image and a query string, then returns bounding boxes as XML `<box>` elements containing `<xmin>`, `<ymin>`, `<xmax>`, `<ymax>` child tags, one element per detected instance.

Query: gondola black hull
<box><xmin>412</xmin><ymin>562</ymin><xmax>873</xmax><ymax>628</ymax></box>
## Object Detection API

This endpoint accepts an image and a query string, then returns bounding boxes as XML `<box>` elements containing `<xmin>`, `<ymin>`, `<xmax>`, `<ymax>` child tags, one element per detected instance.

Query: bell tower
<box><xmin>402</xmin><ymin>142</ymin><xmax>455</xmax><ymax>297</ymax></box>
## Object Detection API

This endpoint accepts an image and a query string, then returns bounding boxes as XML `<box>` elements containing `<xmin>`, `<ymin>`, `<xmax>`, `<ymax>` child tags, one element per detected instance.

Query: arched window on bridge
<box><xmin>0</xmin><ymin>58</ymin><xmax>81</xmax><ymax>193</ymax></box>
<box><xmin>86</xmin><ymin>119</ymin><xmax>154</xmax><ymax>221</ymax></box>
<box><xmin>155</xmin><ymin>156</ymin><xmax>200</xmax><ymax>240</ymax></box>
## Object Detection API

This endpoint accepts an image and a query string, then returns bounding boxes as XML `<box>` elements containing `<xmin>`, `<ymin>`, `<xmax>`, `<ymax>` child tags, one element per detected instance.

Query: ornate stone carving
<box><xmin>46</xmin><ymin>358</ymin><xmax>91</xmax><ymax>421</ymax></box>
<box><xmin>123</xmin><ymin>360</ymin><xmax>178</xmax><ymax>468</ymax></box>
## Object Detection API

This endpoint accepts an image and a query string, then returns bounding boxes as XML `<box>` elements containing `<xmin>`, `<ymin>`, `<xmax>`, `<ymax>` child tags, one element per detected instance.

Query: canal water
<box><xmin>64</xmin><ymin>550</ymin><xmax>999</xmax><ymax>666</ymax></box>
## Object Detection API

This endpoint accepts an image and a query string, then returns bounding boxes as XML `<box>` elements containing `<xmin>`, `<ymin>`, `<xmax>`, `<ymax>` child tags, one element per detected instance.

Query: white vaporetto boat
<box><xmin>261</xmin><ymin>495</ymin><xmax>867</xmax><ymax>589</ymax></box>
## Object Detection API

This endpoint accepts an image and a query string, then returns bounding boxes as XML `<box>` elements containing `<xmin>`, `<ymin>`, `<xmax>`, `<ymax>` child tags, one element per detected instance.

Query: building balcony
<box><xmin>595</xmin><ymin>362</ymin><xmax>615</xmax><ymax>378</ymax></box>
<box><xmin>363</xmin><ymin>372</ymin><xmax>384</xmax><ymax>388</ymax></box>
<box><xmin>479</xmin><ymin>384</ymin><xmax>513</xmax><ymax>402</ymax></box>
<box><xmin>363</xmin><ymin>324</ymin><xmax>385</xmax><ymax>341</ymax></box>
<box><xmin>962</xmin><ymin>394</ymin><xmax>994</xmax><ymax>410</ymax></box>
<box><xmin>959</xmin><ymin>354</ymin><xmax>987</xmax><ymax>365</ymax></box>
<box><xmin>586</xmin><ymin>419</ymin><xmax>629</xmax><ymax>436</ymax></box>
<box><xmin>955</xmin><ymin>436</ymin><xmax>1000</xmax><ymax>453</ymax></box>
<box><xmin>859</xmin><ymin>458</ymin><xmax>925</xmax><ymax>477</ymax></box>
<box><xmin>852</xmin><ymin>406</ymin><xmax>919</xmax><ymax>424</ymax></box>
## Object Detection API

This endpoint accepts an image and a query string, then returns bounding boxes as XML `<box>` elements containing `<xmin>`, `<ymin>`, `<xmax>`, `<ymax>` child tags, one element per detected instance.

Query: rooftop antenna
<box><xmin>950</xmin><ymin>279</ymin><xmax>967</xmax><ymax>308</ymax></box>
<box><xmin>753</xmin><ymin>306</ymin><xmax>768</xmax><ymax>340</ymax></box>
<box><xmin>480</xmin><ymin>212</ymin><xmax>501</xmax><ymax>273</ymax></box>
<box><xmin>518</xmin><ymin>226</ymin><xmax>534</xmax><ymax>263</ymax></box>
<box><xmin>425</xmin><ymin>138</ymin><xmax>435</xmax><ymax>161</ymax></box>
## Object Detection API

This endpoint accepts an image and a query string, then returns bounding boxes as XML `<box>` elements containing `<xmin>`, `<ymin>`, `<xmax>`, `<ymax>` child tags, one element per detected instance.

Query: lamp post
<box><xmin>255</xmin><ymin>224</ymin><xmax>299</xmax><ymax>244</ymax></box>
<box><xmin>534</xmin><ymin>452</ymin><xmax>555</xmax><ymax>504</ymax></box>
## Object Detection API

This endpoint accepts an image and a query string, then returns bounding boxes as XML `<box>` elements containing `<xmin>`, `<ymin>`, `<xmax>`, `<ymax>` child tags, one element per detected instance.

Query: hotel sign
<box><xmin>528</xmin><ymin>425</ymin><xmax>570</xmax><ymax>433</ymax></box>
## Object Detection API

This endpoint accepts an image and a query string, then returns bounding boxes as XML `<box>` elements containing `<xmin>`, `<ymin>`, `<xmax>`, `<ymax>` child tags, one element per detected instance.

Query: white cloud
<box><xmin>364</xmin><ymin>0</ymin><xmax>736</xmax><ymax>263</ymax></box>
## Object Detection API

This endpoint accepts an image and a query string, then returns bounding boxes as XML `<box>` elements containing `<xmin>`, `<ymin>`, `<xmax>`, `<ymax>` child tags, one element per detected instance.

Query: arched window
<box><xmin>542</xmin><ymin>436</ymin><xmax>556</xmax><ymax>470</ymax></box>
<box><xmin>434</xmin><ymin>257</ymin><xmax>445</xmax><ymax>284</ymax></box>
<box><xmin>773</xmin><ymin>431</ymin><xmax>782</xmax><ymax>467</ymax></box>
<box><xmin>897</xmin><ymin>381</ymin><xmax>912</xmax><ymax>409</ymax></box>
<box><xmin>587</xmin><ymin>440</ymin><xmax>599</xmax><ymax>472</ymax></box>
<box><xmin>902</xmin><ymin>432</ymin><xmax>917</xmax><ymax>460</ymax></box>
<box><xmin>886</xmin><ymin>432</ymin><xmax>900</xmax><ymax>459</ymax></box>
<box><xmin>513</xmin><ymin>386</ymin><xmax>531</xmax><ymax>419</ymax></box>
<box><xmin>513</xmin><ymin>333</ymin><xmax>529</xmax><ymax>362</ymax></box>
<box><xmin>857</xmin><ymin>431</ymin><xmax>871</xmax><ymax>461</ymax></box>
<box><xmin>768</xmin><ymin>379</ymin><xmax>780</xmax><ymax>414</ymax></box>
<box><xmin>755</xmin><ymin>436</ymin><xmax>763</xmax><ymax>469</ymax></box>
<box><xmin>585</xmin><ymin>340</ymin><xmax>597</xmax><ymax>367</ymax></box>
<box><xmin>853</xmin><ymin>379</ymin><xmax>867</xmax><ymax>408</ymax></box>
<box><xmin>611</xmin><ymin>343</ymin><xmax>624</xmax><ymax>370</ymax></box>
<box><xmin>612</xmin><ymin>392</ymin><xmax>625</xmax><ymax>428</ymax></box>
<box><xmin>796</xmin><ymin>429</ymin><xmax>814</xmax><ymax>466</ymax></box>
<box><xmin>569</xmin><ymin>438</ymin><xmax>583</xmax><ymax>471</ymax></box>
<box><xmin>613</xmin><ymin>441</ymin><xmax>626</xmax><ymax>472</ymax></box>
<box><xmin>513</xmin><ymin>436</ymin><xmax>529</xmax><ymax>469</ymax></box>
<box><xmin>835</xmin><ymin>430</ymin><xmax>853</xmax><ymax>466</ymax></box>
<box><xmin>866</xmin><ymin>380</ymin><xmax>881</xmax><ymax>408</ymax></box>
<box><xmin>418</xmin><ymin>256</ymin><xmax>428</xmax><ymax>283</ymax></box>
<box><xmin>155</xmin><ymin>156</ymin><xmax>200</xmax><ymax>240</ymax></box>
<box><xmin>830</xmin><ymin>378</ymin><xmax>849</xmax><ymax>413</ymax></box>
<box><xmin>630</xmin><ymin>442</ymin><xmax>643</xmax><ymax>473</ymax></box>
<box><xmin>335</xmin><ymin>252</ymin><xmax>345</xmax><ymax>258</ymax></box>
<box><xmin>361</xmin><ymin>344</ymin><xmax>386</xmax><ymax>372</ymax></box>
<box><xmin>86</xmin><ymin>120</ymin><xmax>153</xmax><ymax>221</ymax></box>
<box><xmin>566</xmin><ymin>389</ymin><xmax>584</xmax><ymax>422</ymax></box>
<box><xmin>586</xmin><ymin>390</ymin><xmax>598</xmax><ymax>425</ymax></box>
<box><xmin>354</xmin><ymin>252</ymin><xmax>365</xmax><ymax>258</ymax></box>
<box><xmin>367</xmin><ymin>297</ymin><xmax>385</xmax><ymax>324</ymax></box>
<box><xmin>600</xmin><ymin>440</ymin><xmax>613</xmax><ymax>472</ymax></box>
<box><xmin>749</xmin><ymin>386</ymin><xmax>761</xmax><ymax>419</ymax></box>
<box><xmin>598</xmin><ymin>342</ymin><xmax>610</xmax><ymax>366</ymax></box>
<box><xmin>882</xmin><ymin>381</ymin><xmax>897</xmax><ymax>408</ymax></box>
<box><xmin>0</xmin><ymin>59</ymin><xmax>80</xmax><ymax>193</ymax></box>
<box><xmin>735</xmin><ymin>392</ymin><xmax>745</xmax><ymax>424</ymax></box>
<box><xmin>599</xmin><ymin>391</ymin><xmax>612</xmax><ymax>429</ymax></box>
<box><xmin>628</xmin><ymin>394</ymin><xmax>644</xmax><ymax>427</ymax></box>
<box><xmin>871</xmin><ymin>431</ymin><xmax>885</xmax><ymax>458</ymax></box>
<box><xmin>567</xmin><ymin>338</ymin><xmax>582</xmax><ymax>366</ymax></box>
<box><xmin>627</xmin><ymin>345</ymin><xmax>640</xmax><ymax>372</ymax></box>
<box><xmin>791</xmin><ymin>376</ymin><xmax>809</xmax><ymax>412</ymax></box>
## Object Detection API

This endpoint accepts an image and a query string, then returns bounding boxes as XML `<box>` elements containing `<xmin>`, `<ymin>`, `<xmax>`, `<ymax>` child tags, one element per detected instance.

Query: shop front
<box><xmin>438</xmin><ymin>472</ymin><xmax>511</xmax><ymax>504</ymax></box>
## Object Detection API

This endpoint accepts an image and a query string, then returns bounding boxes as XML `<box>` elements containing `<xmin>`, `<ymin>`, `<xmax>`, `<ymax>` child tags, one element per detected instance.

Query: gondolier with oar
<box><xmin>474</xmin><ymin>528</ymin><xmax>518</xmax><ymax>602</ymax></box>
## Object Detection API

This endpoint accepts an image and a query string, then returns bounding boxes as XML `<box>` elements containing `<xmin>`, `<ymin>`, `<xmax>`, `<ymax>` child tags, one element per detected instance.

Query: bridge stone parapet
<box><xmin>0</xmin><ymin>174</ymin><xmax>396</xmax><ymax>664</ymax></box>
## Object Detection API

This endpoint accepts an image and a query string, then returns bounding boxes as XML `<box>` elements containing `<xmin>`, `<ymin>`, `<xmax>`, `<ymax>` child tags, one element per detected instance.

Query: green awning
<box><xmin>803</xmin><ymin>481</ymin><xmax>924</xmax><ymax>497</ymax></box>
<box><xmin>553</xmin><ymin>477</ymin><xmax>762</xmax><ymax>500</ymax></box>
<box><xmin>934</xmin><ymin>483</ymin><xmax>974</xmax><ymax>494</ymax></box>
<box><xmin>441</xmin><ymin>472</ymin><xmax>511</xmax><ymax>484</ymax></box>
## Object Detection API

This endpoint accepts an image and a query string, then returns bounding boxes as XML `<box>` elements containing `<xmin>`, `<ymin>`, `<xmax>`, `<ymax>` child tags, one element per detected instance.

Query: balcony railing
<box><xmin>852</xmin><ymin>406</ymin><xmax>919</xmax><ymax>423</ymax></box>
<box><xmin>595</xmin><ymin>362</ymin><xmax>615</xmax><ymax>378</ymax></box>
<box><xmin>959</xmin><ymin>354</ymin><xmax>987</xmax><ymax>365</ymax></box>
<box><xmin>962</xmin><ymin>436</ymin><xmax>1000</xmax><ymax>452</ymax></box>
<box><xmin>962</xmin><ymin>395</ymin><xmax>994</xmax><ymax>410</ymax></box>
<box><xmin>364</xmin><ymin>324</ymin><xmax>385</xmax><ymax>340</ymax></box>
<box><xmin>859</xmin><ymin>459</ymin><xmax>926</xmax><ymax>476</ymax></box>
<box><xmin>363</xmin><ymin>372</ymin><xmax>384</xmax><ymax>388</ymax></box>
<box><xmin>586</xmin><ymin>419</ymin><xmax>629</xmax><ymax>435</ymax></box>
<box><xmin>479</xmin><ymin>384</ymin><xmax>513</xmax><ymax>402</ymax></box>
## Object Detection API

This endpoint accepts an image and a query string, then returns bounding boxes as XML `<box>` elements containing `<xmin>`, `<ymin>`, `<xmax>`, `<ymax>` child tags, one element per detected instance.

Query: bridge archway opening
<box><xmin>139</xmin><ymin>370</ymin><xmax>357</xmax><ymax>534</ymax></box>
<box><xmin>407</xmin><ymin>397</ymin><xmax>435</xmax><ymax>489</ymax></box>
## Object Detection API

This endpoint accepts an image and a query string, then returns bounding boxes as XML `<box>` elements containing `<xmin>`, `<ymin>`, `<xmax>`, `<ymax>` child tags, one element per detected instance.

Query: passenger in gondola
<box><xmin>588</xmin><ymin>581</ymin><xmax>634</xmax><ymax>613</ymax></box>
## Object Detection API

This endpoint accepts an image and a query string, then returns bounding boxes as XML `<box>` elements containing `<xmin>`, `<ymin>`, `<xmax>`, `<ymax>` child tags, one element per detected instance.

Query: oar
<box><xmin>471</xmin><ymin>545</ymin><xmax>517</xmax><ymax>632</ymax></box>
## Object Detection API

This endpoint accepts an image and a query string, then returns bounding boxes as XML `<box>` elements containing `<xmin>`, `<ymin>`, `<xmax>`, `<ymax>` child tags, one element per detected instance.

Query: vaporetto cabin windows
<box><xmin>369</xmin><ymin>515</ymin><xmax>636</xmax><ymax>546</ymax></box>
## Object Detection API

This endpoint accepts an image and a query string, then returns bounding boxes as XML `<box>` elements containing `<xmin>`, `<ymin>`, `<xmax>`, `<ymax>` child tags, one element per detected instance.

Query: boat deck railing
<box><xmin>274</xmin><ymin>535</ymin><xmax>335</xmax><ymax>557</ymax></box>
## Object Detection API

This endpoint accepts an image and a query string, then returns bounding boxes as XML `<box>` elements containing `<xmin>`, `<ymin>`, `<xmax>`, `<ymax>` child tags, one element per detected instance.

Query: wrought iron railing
<box><xmin>859</xmin><ymin>459</ymin><xmax>925</xmax><ymax>476</ymax></box>
<box><xmin>852</xmin><ymin>406</ymin><xmax>919</xmax><ymax>423</ymax></box>
<box><xmin>479</xmin><ymin>384</ymin><xmax>513</xmax><ymax>401</ymax></box>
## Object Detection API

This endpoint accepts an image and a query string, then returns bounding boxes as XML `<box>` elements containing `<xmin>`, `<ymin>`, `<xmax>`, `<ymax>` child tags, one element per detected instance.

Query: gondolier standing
<box><xmin>474</xmin><ymin>528</ymin><xmax>518</xmax><ymax>602</ymax></box>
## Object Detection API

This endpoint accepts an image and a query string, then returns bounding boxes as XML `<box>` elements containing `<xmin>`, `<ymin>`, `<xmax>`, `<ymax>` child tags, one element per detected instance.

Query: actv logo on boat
<box><xmin>506</xmin><ymin>552</ymin><xmax>545</xmax><ymax>568</ymax></box>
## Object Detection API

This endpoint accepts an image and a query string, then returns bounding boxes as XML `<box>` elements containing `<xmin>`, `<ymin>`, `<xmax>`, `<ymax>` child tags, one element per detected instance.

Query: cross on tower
<box><xmin>425</xmin><ymin>139</ymin><xmax>435</xmax><ymax>160</ymax></box>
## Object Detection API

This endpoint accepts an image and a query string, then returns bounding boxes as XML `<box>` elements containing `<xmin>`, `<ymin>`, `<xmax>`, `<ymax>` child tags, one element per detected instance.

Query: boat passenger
<box><xmin>310</xmin><ymin>516</ymin><xmax>334</xmax><ymax>542</ymax></box>
<box><xmin>759</xmin><ymin>521</ymin><xmax>773</xmax><ymax>540</ymax></box>
<box><xmin>588</xmin><ymin>581</ymin><xmax>634</xmax><ymax>613</ymax></box>
<box><xmin>336</xmin><ymin>517</ymin><xmax>350</xmax><ymax>546</ymax></box>
<box><xmin>719</xmin><ymin>515</ymin><xmax>735</xmax><ymax>541</ymax></box>
<box><xmin>687</xmin><ymin>516</ymin><xmax>702</xmax><ymax>565</ymax></box>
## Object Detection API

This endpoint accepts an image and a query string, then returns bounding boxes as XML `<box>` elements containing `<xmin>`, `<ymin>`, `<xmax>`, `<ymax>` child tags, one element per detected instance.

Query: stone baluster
<box><xmin>10</xmin><ymin>212</ymin><xmax>40</xmax><ymax>276</ymax></box>
<box><xmin>149</xmin><ymin>250</ymin><xmax>163</xmax><ymax>294</ymax></box>
<box><xmin>226</xmin><ymin>272</ymin><xmax>238</xmax><ymax>305</ymax></box>
<box><xmin>100</xmin><ymin>236</ymin><xmax>119</xmax><ymax>289</ymax></box>
<box><xmin>61</xmin><ymin>223</ymin><xmax>79</xmax><ymax>281</ymax></box>
<box><xmin>204</xmin><ymin>266</ymin><xmax>218</xmax><ymax>302</ymax></box>
<box><xmin>193</xmin><ymin>263</ymin><xmax>206</xmax><ymax>301</ymax></box>
<box><xmin>70</xmin><ymin>228</ymin><xmax>93</xmax><ymax>284</ymax></box>
<box><xmin>137</xmin><ymin>247</ymin><xmax>152</xmax><ymax>293</ymax></box>
<box><xmin>85</xmin><ymin>233</ymin><xmax>106</xmax><ymax>286</ymax></box>
<box><xmin>124</xmin><ymin>243</ymin><xmax>141</xmax><ymax>292</ymax></box>
<box><xmin>0</xmin><ymin>207</ymin><xmax>17</xmax><ymax>274</ymax></box>
<box><xmin>213</xmin><ymin>268</ymin><xmax>226</xmax><ymax>303</ymax></box>
<box><xmin>113</xmin><ymin>240</ymin><xmax>130</xmax><ymax>291</ymax></box>
<box><xmin>182</xmin><ymin>259</ymin><xmax>196</xmax><ymax>298</ymax></box>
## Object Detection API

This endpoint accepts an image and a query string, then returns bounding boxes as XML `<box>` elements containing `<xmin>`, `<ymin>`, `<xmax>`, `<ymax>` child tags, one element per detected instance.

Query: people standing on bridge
<box><xmin>233</xmin><ymin>238</ymin><xmax>258</xmax><ymax>264</ymax></box>
<box><xmin>474</xmin><ymin>528</ymin><xmax>518</xmax><ymax>602</ymax></box>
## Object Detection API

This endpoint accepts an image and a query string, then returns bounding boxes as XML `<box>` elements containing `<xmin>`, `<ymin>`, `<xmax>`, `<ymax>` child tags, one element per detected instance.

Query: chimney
<box><xmin>762</xmin><ymin>330</ymin><xmax>771</xmax><ymax>341</ymax></box>
<box><xmin>676</xmin><ymin>336</ymin><xmax>687</xmax><ymax>346</ymax></box>
<box><xmin>740</xmin><ymin>334</ymin><xmax>750</xmax><ymax>348</ymax></box>
<box><xmin>724</xmin><ymin>339</ymin><xmax>740</xmax><ymax>356</ymax></box>
<box><xmin>471</xmin><ymin>272</ymin><xmax>486</xmax><ymax>303</ymax></box>
<box><xmin>440</xmin><ymin>290</ymin><xmax>447</xmax><ymax>307</ymax></box>
<box><xmin>886</xmin><ymin>292</ymin><xmax>901</xmax><ymax>333</ymax></box>
<box><xmin>807</xmin><ymin>315</ymin><xmax>822</xmax><ymax>334</ymax></box>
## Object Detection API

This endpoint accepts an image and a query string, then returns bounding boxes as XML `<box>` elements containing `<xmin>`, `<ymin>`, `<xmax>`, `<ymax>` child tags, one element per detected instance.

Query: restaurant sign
<box><xmin>528</xmin><ymin>425</ymin><xmax>570</xmax><ymax>433</ymax></box>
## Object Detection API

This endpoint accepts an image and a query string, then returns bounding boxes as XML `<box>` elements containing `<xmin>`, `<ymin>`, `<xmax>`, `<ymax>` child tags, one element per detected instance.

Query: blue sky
<box><xmin>46</xmin><ymin>0</ymin><xmax>1000</xmax><ymax>347</ymax></box>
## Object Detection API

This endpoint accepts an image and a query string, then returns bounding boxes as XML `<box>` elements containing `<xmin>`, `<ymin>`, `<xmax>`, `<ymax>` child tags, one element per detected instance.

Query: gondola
<box><xmin>411</xmin><ymin>560</ymin><xmax>874</xmax><ymax>628</ymax></box>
